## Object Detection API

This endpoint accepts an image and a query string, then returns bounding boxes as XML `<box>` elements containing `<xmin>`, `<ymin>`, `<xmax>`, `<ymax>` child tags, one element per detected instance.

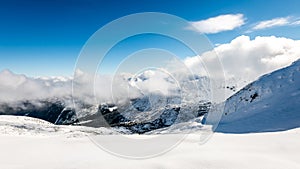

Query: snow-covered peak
<box><xmin>216</xmin><ymin>59</ymin><xmax>300</xmax><ymax>133</ymax></box>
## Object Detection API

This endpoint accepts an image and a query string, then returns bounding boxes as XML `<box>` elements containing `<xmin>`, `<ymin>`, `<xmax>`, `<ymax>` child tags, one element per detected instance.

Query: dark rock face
<box><xmin>156</xmin><ymin>107</ymin><xmax>180</xmax><ymax>126</ymax></box>
<box><xmin>55</xmin><ymin>108</ymin><xmax>78</xmax><ymax>125</ymax></box>
<box><xmin>131</xmin><ymin>97</ymin><xmax>151</xmax><ymax>112</ymax></box>
<box><xmin>197</xmin><ymin>101</ymin><xmax>211</xmax><ymax>117</ymax></box>
<box><xmin>77</xmin><ymin>104</ymin><xmax>180</xmax><ymax>134</ymax></box>
<box><xmin>0</xmin><ymin>98</ymin><xmax>210</xmax><ymax>134</ymax></box>
<box><xmin>78</xmin><ymin>104</ymin><xmax>129</xmax><ymax>127</ymax></box>
<box><xmin>0</xmin><ymin>99</ymin><xmax>77</xmax><ymax>125</ymax></box>
<box><xmin>226</xmin><ymin>86</ymin><xmax>236</xmax><ymax>92</ymax></box>
<box><xmin>119</xmin><ymin>107</ymin><xmax>180</xmax><ymax>134</ymax></box>
<box><xmin>250</xmin><ymin>93</ymin><xmax>258</xmax><ymax>102</ymax></box>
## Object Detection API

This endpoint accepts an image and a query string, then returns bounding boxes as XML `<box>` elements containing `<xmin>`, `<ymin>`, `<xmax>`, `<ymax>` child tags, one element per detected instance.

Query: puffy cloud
<box><xmin>0</xmin><ymin>69</ymin><xmax>72</xmax><ymax>103</ymax></box>
<box><xmin>128</xmin><ymin>70</ymin><xmax>178</xmax><ymax>96</ymax></box>
<box><xmin>189</xmin><ymin>14</ymin><xmax>245</xmax><ymax>34</ymax></box>
<box><xmin>2</xmin><ymin>35</ymin><xmax>300</xmax><ymax>103</ymax></box>
<box><xmin>185</xmin><ymin>35</ymin><xmax>300</xmax><ymax>91</ymax></box>
<box><xmin>0</xmin><ymin>69</ymin><xmax>133</xmax><ymax>104</ymax></box>
<box><xmin>0</xmin><ymin>69</ymin><xmax>183</xmax><ymax>104</ymax></box>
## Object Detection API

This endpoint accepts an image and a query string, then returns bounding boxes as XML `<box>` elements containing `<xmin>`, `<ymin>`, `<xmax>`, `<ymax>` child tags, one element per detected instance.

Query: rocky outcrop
<box><xmin>0</xmin><ymin>97</ymin><xmax>210</xmax><ymax>134</ymax></box>
<box><xmin>0</xmin><ymin>99</ymin><xmax>78</xmax><ymax>125</ymax></box>
<box><xmin>120</xmin><ymin>107</ymin><xmax>180</xmax><ymax>134</ymax></box>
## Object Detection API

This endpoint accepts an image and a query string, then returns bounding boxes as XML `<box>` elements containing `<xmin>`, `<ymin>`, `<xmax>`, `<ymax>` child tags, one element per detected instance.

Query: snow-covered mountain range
<box><xmin>0</xmin><ymin>59</ymin><xmax>299</xmax><ymax>135</ymax></box>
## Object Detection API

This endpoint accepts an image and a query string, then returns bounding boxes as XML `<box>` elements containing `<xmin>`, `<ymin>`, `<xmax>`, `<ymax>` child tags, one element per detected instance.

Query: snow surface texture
<box><xmin>0</xmin><ymin>115</ymin><xmax>119</xmax><ymax>137</ymax></box>
<box><xmin>0</xmin><ymin>115</ymin><xmax>299</xmax><ymax>169</ymax></box>
<box><xmin>216</xmin><ymin>59</ymin><xmax>300</xmax><ymax>133</ymax></box>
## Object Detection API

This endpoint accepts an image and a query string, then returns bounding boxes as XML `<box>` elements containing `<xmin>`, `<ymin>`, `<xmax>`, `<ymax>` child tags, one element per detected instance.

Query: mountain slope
<box><xmin>216</xmin><ymin>59</ymin><xmax>300</xmax><ymax>133</ymax></box>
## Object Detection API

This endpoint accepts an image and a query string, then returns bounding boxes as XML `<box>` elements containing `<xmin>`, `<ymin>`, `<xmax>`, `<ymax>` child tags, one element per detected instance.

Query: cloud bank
<box><xmin>1</xmin><ymin>35</ymin><xmax>300</xmax><ymax>103</ymax></box>
<box><xmin>185</xmin><ymin>35</ymin><xmax>300</xmax><ymax>90</ymax></box>
<box><xmin>0</xmin><ymin>70</ymin><xmax>72</xmax><ymax>102</ymax></box>
<box><xmin>0</xmin><ymin>69</ymin><xmax>183</xmax><ymax>104</ymax></box>
<box><xmin>189</xmin><ymin>14</ymin><xmax>245</xmax><ymax>34</ymax></box>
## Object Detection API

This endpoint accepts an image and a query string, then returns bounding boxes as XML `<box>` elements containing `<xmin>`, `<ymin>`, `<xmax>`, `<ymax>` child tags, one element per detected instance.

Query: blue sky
<box><xmin>1</xmin><ymin>0</ymin><xmax>300</xmax><ymax>76</ymax></box>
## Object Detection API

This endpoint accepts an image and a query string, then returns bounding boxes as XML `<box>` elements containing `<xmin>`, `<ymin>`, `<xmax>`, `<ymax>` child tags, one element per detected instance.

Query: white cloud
<box><xmin>252</xmin><ymin>17</ymin><xmax>290</xmax><ymax>30</ymax></box>
<box><xmin>189</xmin><ymin>14</ymin><xmax>245</xmax><ymax>34</ymax></box>
<box><xmin>0</xmin><ymin>69</ymin><xmax>72</xmax><ymax>103</ymax></box>
<box><xmin>251</xmin><ymin>17</ymin><xmax>300</xmax><ymax>31</ymax></box>
<box><xmin>185</xmin><ymin>35</ymin><xmax>300</xmax><ymax>92</ymax></box>
<box><xmin>291</xmin><ymin>20</ymin><xmax>300</xmax><ymax>25</ymax></box>
<box><xmin>2</xmin><ymin>36</ymin><xmax>300</xmax><ymax>103</ymax></box>
<box><xmin>0</xmin><ymin>69</ymin><xmax>181</xmax><ymax>104</ymax></box>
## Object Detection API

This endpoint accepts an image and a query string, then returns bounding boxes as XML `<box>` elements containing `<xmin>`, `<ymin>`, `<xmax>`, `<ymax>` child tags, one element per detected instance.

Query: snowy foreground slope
<box><xmin>0</xmin><ymin>115</ymin><xmax>300</xmax><ymax>169</ymax></box>
<box><xmin>0</xmin><ymin>115</ymin><xmax>119</xmax><ymax>136</ymax></box>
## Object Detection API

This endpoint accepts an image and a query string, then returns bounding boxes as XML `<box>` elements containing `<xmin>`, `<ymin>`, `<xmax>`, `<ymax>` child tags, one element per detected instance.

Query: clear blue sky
<box><xmin>1</xmin><ymin>0</ymin><xmax>300</xmax><ymax>76</ymax></box>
